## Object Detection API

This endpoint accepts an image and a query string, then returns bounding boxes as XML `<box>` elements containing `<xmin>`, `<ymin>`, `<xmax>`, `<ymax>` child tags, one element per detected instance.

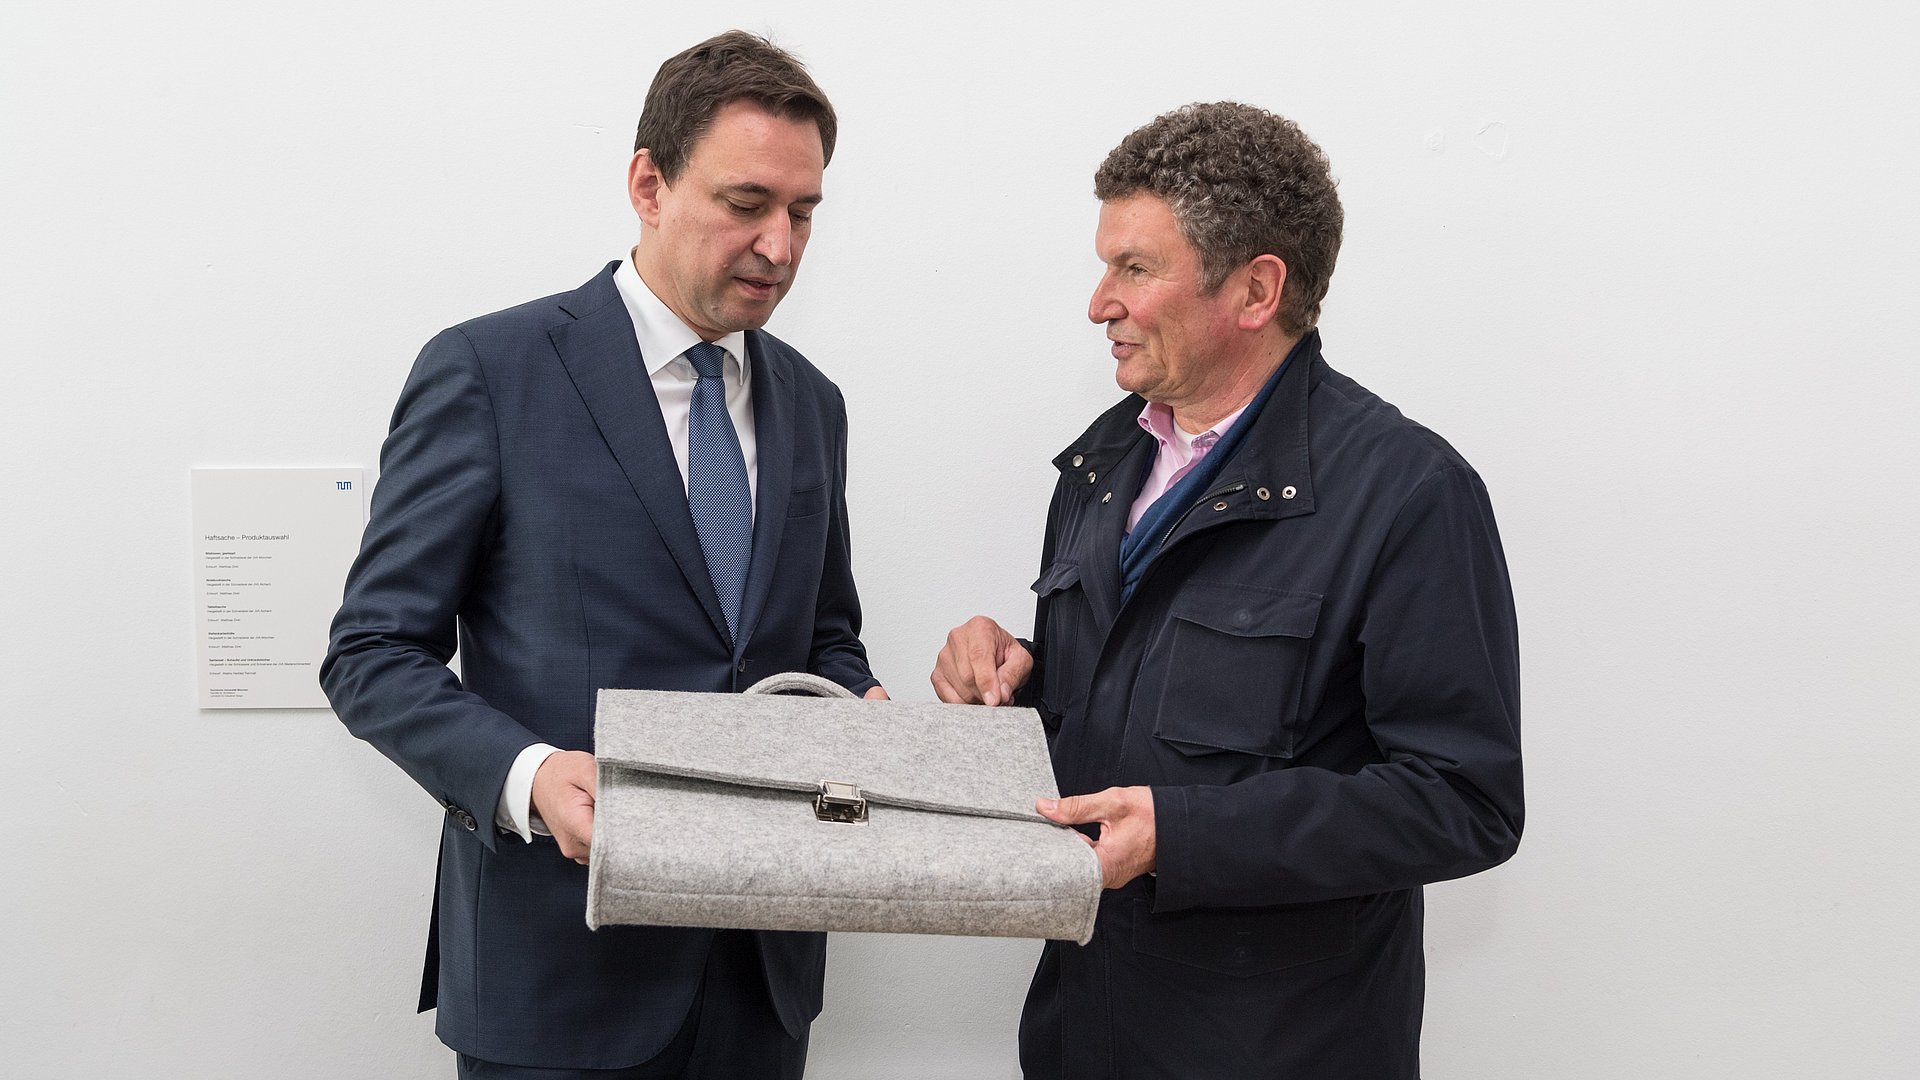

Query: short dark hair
<box><xmin>633</xmin><ymin>30</ymin><xmax>837</xmax><ymax>182</ymax></box>
<box><xmin>1094</xmin><ymin>102</ymin><xmax>1343</xmax><ymax>334</ymax></box>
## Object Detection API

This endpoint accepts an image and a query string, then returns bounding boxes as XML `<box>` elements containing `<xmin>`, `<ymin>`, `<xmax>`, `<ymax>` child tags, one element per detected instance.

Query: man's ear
<box><xmin>628</xmin><ymin>149</ymin><xmax>665</xmax><ymax>228</ymax></box>
<box><xmin>1237</xmin><ymin>254</ymin><xmax>1287</xmax><ymax>332</ymax></box>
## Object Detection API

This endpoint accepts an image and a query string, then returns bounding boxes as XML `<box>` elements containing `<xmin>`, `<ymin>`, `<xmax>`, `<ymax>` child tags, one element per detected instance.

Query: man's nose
<box><xmin>1088</xmin><ymin>275</ymin><xmax>1122</xmax><ymax>324</ymax></box>
<box><xmin>755</xmin><ymin>219</ymin><xmax>794</xmax><ymax>266</ymax></box>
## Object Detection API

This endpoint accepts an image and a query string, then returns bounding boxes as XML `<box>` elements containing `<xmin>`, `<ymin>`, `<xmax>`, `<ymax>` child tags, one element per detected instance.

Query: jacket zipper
<box><xmin>1154</xmin><ymin>481</ymin><xmax>1248</xmax><ymax>555</ymax></box>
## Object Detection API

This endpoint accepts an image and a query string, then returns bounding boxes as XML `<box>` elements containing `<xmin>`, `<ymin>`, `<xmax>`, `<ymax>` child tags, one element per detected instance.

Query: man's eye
<box><xmin>727</xmin><ymin>201</ymin><xmax>757</xmax><ymax>215</ymax></box>
<box><xmin>790</xmin><ymin>212</ymin><xmax>813</xmax><ymax>225</ymax></box>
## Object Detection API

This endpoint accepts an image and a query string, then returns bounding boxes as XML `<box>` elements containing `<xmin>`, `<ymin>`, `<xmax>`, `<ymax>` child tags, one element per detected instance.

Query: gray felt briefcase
<box><xmin>586</xmin><ymin>672</ymin><xmax>1101</xmax><ymax>944</ymax></box>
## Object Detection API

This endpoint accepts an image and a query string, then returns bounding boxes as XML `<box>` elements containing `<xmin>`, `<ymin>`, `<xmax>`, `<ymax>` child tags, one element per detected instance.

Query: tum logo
<box><xmin>336</xmin><ymin>481</ymin><xmax>354</xmax><ymax>490</ymax></box>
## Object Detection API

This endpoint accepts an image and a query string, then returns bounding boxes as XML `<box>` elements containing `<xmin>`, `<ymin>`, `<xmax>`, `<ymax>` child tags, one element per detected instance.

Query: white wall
<box><xmin>4</xmin><ymin>1</ymin><xmax>1917</xmax><ymax>1076</ymax></box>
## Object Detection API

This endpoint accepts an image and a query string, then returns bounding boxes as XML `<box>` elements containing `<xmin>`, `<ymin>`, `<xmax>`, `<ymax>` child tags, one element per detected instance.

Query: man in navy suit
<box><xmin>322</xmin><ymin>31</ymin><xmax>883</xmax><ymax>1079</ymax></box>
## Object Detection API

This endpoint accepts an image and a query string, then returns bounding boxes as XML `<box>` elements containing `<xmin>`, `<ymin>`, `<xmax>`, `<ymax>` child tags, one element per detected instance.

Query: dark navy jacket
<box><xmin>1019</xmin><ymin>332</ymin><xmax>1523</xmax><ymax>1079</ymax></box>
<box><xmin>320</xmin><ymin>264</ymin><xmax>874</xmax><ymax>1069</ymax></box>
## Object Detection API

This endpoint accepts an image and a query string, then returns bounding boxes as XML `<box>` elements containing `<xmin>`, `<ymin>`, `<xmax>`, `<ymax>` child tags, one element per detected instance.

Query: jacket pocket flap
<box><xmin>1166</xmin><ymin>585</ymin><xmax>1321</xmax><ymax>639</ymax></box>
<box><xmin>785</xmin><ymin>481</ymin><xmax>828</xmax><ymax>517</ymax></box>
<box><xmin>1030</xmin><ymin>560</ymin><xmax>1082</xmax><ymax>597</ymax></box>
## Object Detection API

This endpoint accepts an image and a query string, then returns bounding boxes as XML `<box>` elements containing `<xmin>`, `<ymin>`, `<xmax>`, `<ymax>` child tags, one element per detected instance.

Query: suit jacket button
<box><xmin>451</xmin><ymin>807</ymin><xmax>477</xmax><ymax>831</ymax></box>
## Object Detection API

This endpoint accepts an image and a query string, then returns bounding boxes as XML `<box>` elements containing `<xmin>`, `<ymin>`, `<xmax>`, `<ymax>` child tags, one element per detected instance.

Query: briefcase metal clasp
<box><xmin>814</xmin><ymin>781</ymin><xmax>868</xmax><ymax>823</ymax></box>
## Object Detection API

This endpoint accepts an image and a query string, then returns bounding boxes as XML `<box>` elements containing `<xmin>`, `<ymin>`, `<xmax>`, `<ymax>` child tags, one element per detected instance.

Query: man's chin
<box><xmin>703</xmin><ymin>302</ymin><xmax>777</xmax><ymax>335</ymax></box>
<box><xmin>1114</xmin><ymin>364</ymin><xmax>1157</xmax><ymax>397</ymax></box>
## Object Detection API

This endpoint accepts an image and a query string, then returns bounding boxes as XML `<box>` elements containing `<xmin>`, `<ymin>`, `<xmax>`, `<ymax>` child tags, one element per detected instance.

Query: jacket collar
<box><xmin>1054</xmin><ymin>329</ymin><xmax>1322</xmax><ymax>527</ymax></box>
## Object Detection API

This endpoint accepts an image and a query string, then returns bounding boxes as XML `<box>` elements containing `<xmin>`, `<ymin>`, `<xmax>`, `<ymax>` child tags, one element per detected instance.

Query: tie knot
<box><xmin>685</xmin><ymin>342</ymin><xmax>727</xmax><ymax>380</ymax></box>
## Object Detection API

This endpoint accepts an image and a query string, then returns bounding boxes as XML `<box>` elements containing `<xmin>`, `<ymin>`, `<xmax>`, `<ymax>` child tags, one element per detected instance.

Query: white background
<box><xmin>3</xmin><ymin>2</ymin><xmax>1916</xmax><ymax>1077</ymax></box>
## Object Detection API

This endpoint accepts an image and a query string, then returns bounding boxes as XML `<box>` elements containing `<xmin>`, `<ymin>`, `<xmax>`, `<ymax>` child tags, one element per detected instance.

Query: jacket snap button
<box><xmin>1234</xmin><ymin>610</ymin><xmax>1251</xmax><ymax>626</ymax></box>
<box><xmin>1281</xmin><ymin>485</ymin><xmax>1297</xmax><ymax>500</ymax></box>
<box><xmin>1087</xmin><ymin>472</ymin><xmax>1097</xmax><ymax>484</ymax></box>
<box><xmin>1256</xmin><ymin>487</ymin><xmax>1271</xmax><ymax>501</ymax></box>
<box><xmin>1212</xmin><ymin>501</ymin><xmax>1228</xmax><ymax>511</ymax></box>
<box><xmin>1101</xmin><ymin>492</ymin><xmax>1112</xmax><ymax>504</ymax></box>
<box><xmin>1072</xmin><ymin>455</ymin><xmax>1085</xmax><ymax>467</ymax></box>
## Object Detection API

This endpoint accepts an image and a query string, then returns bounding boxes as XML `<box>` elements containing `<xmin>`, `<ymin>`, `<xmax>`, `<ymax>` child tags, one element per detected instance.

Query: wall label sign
<box><xmin>191</xmin><ymin>468</ymin><xmax>365</xmax><ymax>709</ymax></box>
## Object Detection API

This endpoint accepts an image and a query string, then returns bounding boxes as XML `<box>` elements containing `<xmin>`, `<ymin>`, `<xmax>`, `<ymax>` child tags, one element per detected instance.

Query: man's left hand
<box><xmin>1038</xmin><ymin>786</ymin><xmax>1156</xmax><ymax>889</ymax></box>
<box><xmin>863</xmin><ymin>685</ymin><xmax>890</xmax><ymax>700</ymax></box>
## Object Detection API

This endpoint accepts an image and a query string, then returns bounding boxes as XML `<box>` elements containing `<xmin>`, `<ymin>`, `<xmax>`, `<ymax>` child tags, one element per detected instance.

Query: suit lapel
<box><xmin>550</xmin><ymin>269</ymin><xmax>731</xmax><ymax>646</ymax></box>
<box><xmin>734</xmin><ymin>331</ymin><xmax>794</xmax><ymax>655</ymax></box>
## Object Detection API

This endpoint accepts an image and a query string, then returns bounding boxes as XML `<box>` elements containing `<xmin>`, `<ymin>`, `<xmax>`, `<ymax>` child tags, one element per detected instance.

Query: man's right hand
<box><xmin>531</xmin><ymin>750</ymin><xmax>597</xmax><ymax>864</ymax></box>
<box><xmin>931</xmin><ymin>616</ymin><xmax>1033</xmax><ymax>707</ymax></box>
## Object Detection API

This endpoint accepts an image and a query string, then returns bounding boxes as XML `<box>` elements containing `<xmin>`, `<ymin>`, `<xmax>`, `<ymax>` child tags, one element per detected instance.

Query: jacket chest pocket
<box><xmin>786</xmin><ymin>480</ymin><xmax>828</xmax><ymax>518</ymax></box>
<box><xmin>1147</xmin><ymin>584</ymin><xmax>1321</xmax><ymax>759</ymax></box>
<box><xmin>1031</xmin><ymin>560</ymin><xmax>1090</xmax><ymax>729</ymax></box>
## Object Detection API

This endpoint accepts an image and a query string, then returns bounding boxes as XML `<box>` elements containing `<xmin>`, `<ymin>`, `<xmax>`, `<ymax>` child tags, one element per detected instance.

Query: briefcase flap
<box><xmin>593</xmin><ymin>687</ymin><xmax>1060</xmax><ymax>818</ymax></box>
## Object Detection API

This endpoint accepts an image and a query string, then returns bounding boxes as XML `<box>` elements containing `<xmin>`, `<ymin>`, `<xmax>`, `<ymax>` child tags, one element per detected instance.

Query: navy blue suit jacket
<box><xmin>321</xmin><ymin>264</ymin><xmax>876</xmax><ymax>1069</ymax></box>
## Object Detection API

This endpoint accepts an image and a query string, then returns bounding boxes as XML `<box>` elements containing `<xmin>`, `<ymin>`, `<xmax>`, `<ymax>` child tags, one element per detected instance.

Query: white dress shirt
<box><xmin>496</xmin><ymin>254</ymin><xmax>762</xmax><ymax>841</ymax></box>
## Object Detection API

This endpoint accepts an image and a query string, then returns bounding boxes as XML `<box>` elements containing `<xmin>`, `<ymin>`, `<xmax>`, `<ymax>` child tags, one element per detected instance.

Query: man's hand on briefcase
<box><xmin>931</xmin><ymin>615</ymin><xmax>1033</xmax><ymax>707</ymax></box>
<box><xmin>1038</xmin><ymin>787</ymin><xmax>1157</xmax><ymax>890</ymax></box>
<box><xmin>532</xmin><ymin>750</ymin><xmax>597</xmax><ymax>864</ymax></box>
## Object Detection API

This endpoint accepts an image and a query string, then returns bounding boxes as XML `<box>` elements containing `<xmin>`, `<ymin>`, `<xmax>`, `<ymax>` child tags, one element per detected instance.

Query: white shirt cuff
<box><xmin>496</xmin><ymin>742</ymin><xmax>562</xmax><ymax>842</ymax></box>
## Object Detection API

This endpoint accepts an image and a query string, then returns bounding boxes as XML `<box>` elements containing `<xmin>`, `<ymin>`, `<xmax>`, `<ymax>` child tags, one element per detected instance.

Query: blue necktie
<box><xmin>684</xmin><ymin>341</ymin><xmax>752</xmax><ymax>642</ymax></box>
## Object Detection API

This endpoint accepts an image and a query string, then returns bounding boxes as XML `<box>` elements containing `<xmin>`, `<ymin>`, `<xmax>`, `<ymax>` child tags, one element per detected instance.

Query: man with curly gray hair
<box><xmin>1093</xmin><ymin>102</ymin><xmax>1343</xmax><ymax>335</ymax></box>
<box><xmin>934</xmin><ymin>102</ymin><xmax>1525</xmax><ymax>1078</ymax></box>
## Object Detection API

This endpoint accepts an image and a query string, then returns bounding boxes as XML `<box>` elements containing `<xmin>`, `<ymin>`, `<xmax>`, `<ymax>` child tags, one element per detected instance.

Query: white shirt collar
<box><xmin>612</xmin><ymin>253</ymin><xmax>752</xmax><ymax>379</ymax></box>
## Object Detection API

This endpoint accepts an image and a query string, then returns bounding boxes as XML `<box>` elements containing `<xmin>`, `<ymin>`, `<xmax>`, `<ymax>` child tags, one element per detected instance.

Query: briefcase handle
<box><xmin>741</xmin><ymin>672</ymin><xmax>860</xmax><ymax>700</ymax></box>
<box><xmin>741</xmin><ymin>672</ymin><xmax>868</xmax><ymax>821</ymax></box>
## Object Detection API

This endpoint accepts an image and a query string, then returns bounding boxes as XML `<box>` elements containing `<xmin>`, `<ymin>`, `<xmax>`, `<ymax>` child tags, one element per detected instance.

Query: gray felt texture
<box><xmin>740</xmin><ymin>671</ymin><xmax>858</xmax><ymax>699</ymax></box>
<box><xmin>586</xmin><ymin>680</ymin><xmax>1102</xmax><ymax>943</ymax></box>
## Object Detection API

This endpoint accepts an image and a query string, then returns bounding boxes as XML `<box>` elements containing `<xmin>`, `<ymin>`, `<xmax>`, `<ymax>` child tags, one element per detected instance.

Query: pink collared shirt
<box><xmin>1127</xmin><ymin>399</ymin><xmax>1251</xmax><ymax>533</ymax></box>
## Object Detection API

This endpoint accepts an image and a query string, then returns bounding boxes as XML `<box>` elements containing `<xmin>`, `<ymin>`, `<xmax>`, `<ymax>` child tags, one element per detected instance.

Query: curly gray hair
<box><xmin>1094</xmin><ymin>102</ymin><xmax>1343</xmax><ymax>334</ymax></box>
